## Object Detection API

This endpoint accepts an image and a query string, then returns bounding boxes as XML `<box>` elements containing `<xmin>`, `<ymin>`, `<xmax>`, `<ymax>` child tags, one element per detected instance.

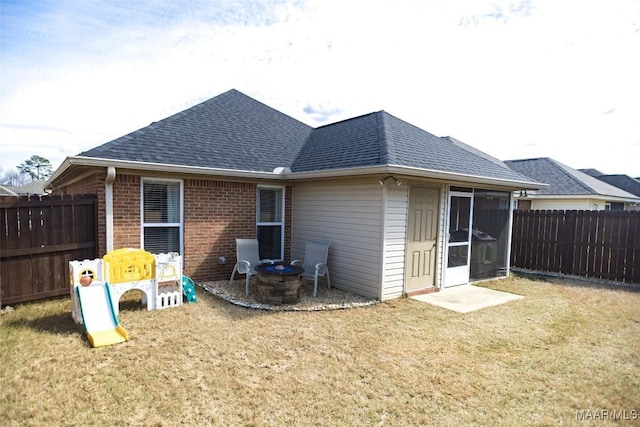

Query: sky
<box><xmin>1</xmin><ymin>0</ymin><xmax>639</xmax><ymax>178</ymax></box>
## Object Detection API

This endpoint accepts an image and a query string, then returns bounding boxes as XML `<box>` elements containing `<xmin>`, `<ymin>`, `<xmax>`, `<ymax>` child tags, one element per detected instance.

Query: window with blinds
<box><xmin>257</xmin><ymin>187</ymin><xmax>284</xmax><ymax>260</ymax></box>
<box><xmin>142</xmin><ymin>179</ymin><xmax>182</xmax><ymax>254</ymax></box>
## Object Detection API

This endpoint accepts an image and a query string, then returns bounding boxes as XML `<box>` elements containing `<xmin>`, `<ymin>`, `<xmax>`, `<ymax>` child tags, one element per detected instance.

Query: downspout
<box><xmin>379</xmin><ymin>180</ymin><xmax>388</xmax><ymax>301</ymax></box>
<box><xmin>105</xmin><ymin>166</ymin><xmax>116</xmax><ymax>253</ymax></box>
<box><xmin>506</xmin><ymin>191</ymin><xmax>515</xmax><ymax>278</ymax></box>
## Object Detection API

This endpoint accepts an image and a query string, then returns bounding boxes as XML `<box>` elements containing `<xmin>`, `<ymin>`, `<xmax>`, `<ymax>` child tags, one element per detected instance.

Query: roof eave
<box><xmin>287</xmin><ymin>164</ymin><xmax>546</xmax><ymax>189</ymax></box>
<box><xmin>46</xmin><ymin>156</ymin><xmax>287</xmax><ymax>190</ymax></box>
<box><xmin>46</xmin><ymin>157</ymin><xmax>74</xmax><ymax>189</ymax></box>
<box><xmin>46</xmin><ymin>157</ymin><xmax>546</xmax><ymax>191</ymax></box>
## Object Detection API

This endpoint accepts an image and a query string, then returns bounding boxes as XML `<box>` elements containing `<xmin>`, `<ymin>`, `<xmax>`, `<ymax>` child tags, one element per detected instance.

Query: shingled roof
<box><xmin>79</xmin><ymin>89</ymin><xmax>314</xmax><ymax>172</ymax></box>
<box><xmin>290</xmin><ymin>111</ymin><xmax>530</xmax><ymax>182</ymax></box>
<box><xmin>0</xmin><ymin>180</ymin><xmax>47</xmax><ymax>196</ymax></box>
<box><xmin>505</xmin><ymin>158</ymin><xmax>639</xmax><ymax>200</ymax></box>
<box><xmin>61</xmin><ymin>89</ymin><xmax>538</xmax><ymax>187</ymax></box>
<box><xmin>590</xmin><ymin>174</ymin><xmax>640</xmax><ymax>197</ymax></box>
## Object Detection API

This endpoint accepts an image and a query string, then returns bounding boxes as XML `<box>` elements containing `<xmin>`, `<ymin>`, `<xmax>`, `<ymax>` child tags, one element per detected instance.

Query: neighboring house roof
<box><xmin>589</xmin><ymin>174</ymin><xmax>640</xmax><ymax>197</ymax></box>
<box><xmin>49</xmin><ymin>89</ymin><xmax>541</xmax><ymax>189</ymax></box>
<box><xmin>578</xmin><ymin>168</ymin><xmax>604</xmax><ymax>177</ymax></box>
<box><xmin>0</xmin><ymin>180</ymin><xmax>47</xmax><ymax>196</ymax></box>
<box><xmin>0</xmin><ymin>185</ymin><xmax>18</xmax><ymax>196</ymax></box>
<box><xmin>505</xmin><ymin>158</ymin><xmax>640</xmax><ymax>202</ymax></box>
<box><xmin>579</xmin><ymin>168</ymin><xmax>640</xmax><ymax>197</ymax></box>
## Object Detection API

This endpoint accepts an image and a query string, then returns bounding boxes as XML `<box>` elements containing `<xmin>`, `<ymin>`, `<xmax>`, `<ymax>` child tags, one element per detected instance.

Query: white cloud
<box><xmin>0</xmin><ymin>0</ymin><xmax>638</xmax><ymax>176</ymax></box>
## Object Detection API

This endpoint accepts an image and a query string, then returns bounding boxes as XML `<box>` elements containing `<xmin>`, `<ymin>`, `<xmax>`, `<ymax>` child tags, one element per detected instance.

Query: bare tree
<box><xmin>17</xmin><ymin>155</ymin><xmax>53</xmax><ymax>181</ymax></box>
<box><xmin>1</xmin><ymin>168</ymin><xmax>27</xmax><ymax>186</ymax></box>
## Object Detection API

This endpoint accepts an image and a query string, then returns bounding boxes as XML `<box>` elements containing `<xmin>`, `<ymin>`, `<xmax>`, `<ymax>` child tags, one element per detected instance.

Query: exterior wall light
<box><xmin>379</xmin><ymin>175</ymin><xmax>401</xmax><ymax>186</ymax></box>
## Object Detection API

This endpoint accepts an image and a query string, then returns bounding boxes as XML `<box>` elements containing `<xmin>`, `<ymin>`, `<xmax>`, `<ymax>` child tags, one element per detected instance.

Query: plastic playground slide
<box><xmin>76</xmin><ymin>282</ymin><xmax>129</xmax><ymax>347</ymax></box>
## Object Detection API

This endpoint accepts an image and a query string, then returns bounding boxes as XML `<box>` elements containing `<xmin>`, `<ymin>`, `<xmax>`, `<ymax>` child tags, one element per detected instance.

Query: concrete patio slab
<box><xmin>411</xmin><ymin>285</ymin><xmax>523</xmax><ymax>313</ymax></box>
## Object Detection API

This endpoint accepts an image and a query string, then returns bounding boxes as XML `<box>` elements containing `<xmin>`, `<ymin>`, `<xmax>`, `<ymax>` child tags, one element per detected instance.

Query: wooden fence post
<box><xmin>559</xmin><ymin>210</ymin><xmax>576</xmax><ymax>275</ymax></box>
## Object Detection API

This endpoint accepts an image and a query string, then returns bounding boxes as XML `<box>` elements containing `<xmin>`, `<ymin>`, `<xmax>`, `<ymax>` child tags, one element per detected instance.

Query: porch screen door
<box><xmin>445</xmin><ymin>190</ymin><xmax>473</xmax><ymax>287</ymax></box>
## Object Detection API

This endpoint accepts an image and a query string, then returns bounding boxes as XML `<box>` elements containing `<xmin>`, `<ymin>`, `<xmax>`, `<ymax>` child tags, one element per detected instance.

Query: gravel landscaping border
<box><xmin>199</xmin><ymin>280</ymin><xmax>379</xmax><ymax>311</ymax></box>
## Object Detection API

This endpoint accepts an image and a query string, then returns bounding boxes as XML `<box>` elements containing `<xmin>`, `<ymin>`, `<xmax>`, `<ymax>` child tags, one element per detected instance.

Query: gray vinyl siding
<box><xmin>292</xmin><ymin>179</ymin><xmax>383</xmax><ymax>299</ymax></box>
<box><xmin>380</xmin><ymin>184</ymin><xmax>409</xmax><ymax>300</ymax></box>
<box><xmin>385</xmin><ymin>182</ymin><xmax>447</xmax><ymax>294</ymax></box>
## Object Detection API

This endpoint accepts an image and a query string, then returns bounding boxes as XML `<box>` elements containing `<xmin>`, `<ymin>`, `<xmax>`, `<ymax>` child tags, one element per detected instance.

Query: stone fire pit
<box><xmin>254</xmin><ymin>264</ymin><xmax>305</xmax><ymax>305</ymax></box>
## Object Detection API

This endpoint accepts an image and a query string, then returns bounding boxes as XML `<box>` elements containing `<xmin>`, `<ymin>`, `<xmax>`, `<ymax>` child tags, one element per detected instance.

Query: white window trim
<box><xmin>256</xmin><ymin>185</ymin><xmax>285</xmax><ymax>261</ymax></box>
<box><xmin>140</xmin><ymin>177</ymin><xmax>184</xmax><ymax>255</ymax></box>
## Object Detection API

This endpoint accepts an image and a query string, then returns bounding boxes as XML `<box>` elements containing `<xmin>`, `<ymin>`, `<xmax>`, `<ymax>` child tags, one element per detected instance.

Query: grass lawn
<box><xmin>1</xmin><ymin>276</ymin><xmax>639</xmax><ymax>426</ymax></box>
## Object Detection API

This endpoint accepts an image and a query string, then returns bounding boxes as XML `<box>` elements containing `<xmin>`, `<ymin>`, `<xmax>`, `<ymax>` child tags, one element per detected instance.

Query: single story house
<box><xmin>505</xmin><ymin>158</ymin><xmax>640</xmax><ymax>211</ymax></box>
<box><xmin>46</xmin><ymin>89</ymin><xmax>541</xmax><ymax>300</ymax></box>
<box><xmin>0</xmin><ymin>185</ymin><xmax>18</xmax><ymax>196</ymax></box>
<box><xmin>0</xmin><ymin>180</ymin><xmax>48</xmax><ymax>196</ymax></box>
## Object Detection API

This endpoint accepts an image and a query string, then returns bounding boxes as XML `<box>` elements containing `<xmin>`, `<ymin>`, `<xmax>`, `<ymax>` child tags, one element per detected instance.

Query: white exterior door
<box><xmin>405</xmin><ymin>187</ymin><xmax>439</xmax><ymax>292</ymax></box>
<box><xmin>444</xmin><ymin>190</ymin><xmax>473</xmax><ymax>287</ymax></box>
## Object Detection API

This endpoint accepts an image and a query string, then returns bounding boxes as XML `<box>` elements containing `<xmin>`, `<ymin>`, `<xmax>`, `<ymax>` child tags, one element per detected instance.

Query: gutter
<box><xmin>47</xmin><ymin>156</ymin><xmax>284</xmax><ymax>186</ymax></box>
<box><xmin>285</xmin><ymin>164</ymin><xmax>546</xmax><ymax>190</ymax></box>
<box><xmin>47</xmin><ymin>156</ymin><xmax>545</xmax><ymax>191</ymax></box>
<box><xmin>522</xmin><ymin>193</ymin><xmax>640</xmax><ymax>204</ymax></box>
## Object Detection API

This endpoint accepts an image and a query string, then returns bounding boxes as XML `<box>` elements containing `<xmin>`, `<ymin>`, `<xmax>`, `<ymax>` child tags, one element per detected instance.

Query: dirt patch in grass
<box><xmin>1</xmin><ymin>277</ymin><xmax>639</xmax><ymax>426</ymax></box>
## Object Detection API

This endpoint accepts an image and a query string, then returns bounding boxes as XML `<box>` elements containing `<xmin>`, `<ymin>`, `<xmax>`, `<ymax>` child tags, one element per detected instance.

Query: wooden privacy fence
<box><xmin>511</xmin><ymin>210</ymin><xmax>640</xmax><ymax>284</ymax></box>
<box><xmin>1</xmin><ymin>195</ymin><xmax>97</xmax><ymax>305</ymax></box>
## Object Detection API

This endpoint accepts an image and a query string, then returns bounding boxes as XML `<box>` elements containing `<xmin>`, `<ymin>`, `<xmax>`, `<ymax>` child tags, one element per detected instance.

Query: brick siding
<box><xmin>183</xmin><ymin>179</ymin><xmax>257</xmax><ymax>281</ymax></box>
<box><xmin>57</xmin><ymin>172</ymin><xmax>108</xmax><ymax>256</ymax></box>
<box><xmin>61</xmin><ymin>171</ymin><xmax>292</xmax><ymax>283</ymax></box>
<box><xmin>112</xmin><ymin>175</ymin><xmax>141</xmax><ymax>249</ymax></box>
